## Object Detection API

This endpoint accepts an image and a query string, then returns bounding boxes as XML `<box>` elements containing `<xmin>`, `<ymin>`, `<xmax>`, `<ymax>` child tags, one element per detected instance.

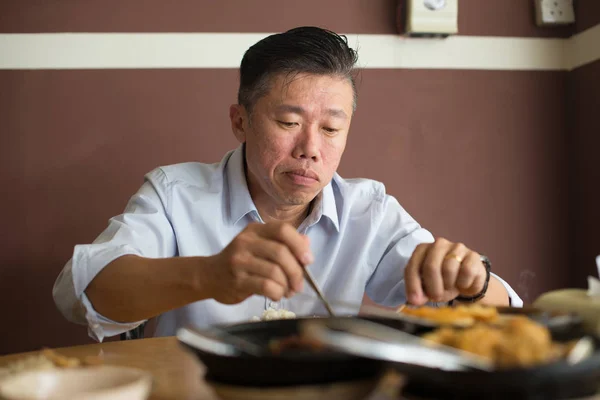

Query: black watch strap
<box><xmin>452</xmin><ymin>255</ymin><xmax>491</xmax><ymax>303</ymax></box>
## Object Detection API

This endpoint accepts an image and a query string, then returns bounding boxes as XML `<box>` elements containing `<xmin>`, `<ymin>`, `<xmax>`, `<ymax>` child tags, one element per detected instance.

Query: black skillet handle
<box><xmin>177</xmin><ymin>327</ymin><xmax>241</xmax><ymax>357</ymax></box>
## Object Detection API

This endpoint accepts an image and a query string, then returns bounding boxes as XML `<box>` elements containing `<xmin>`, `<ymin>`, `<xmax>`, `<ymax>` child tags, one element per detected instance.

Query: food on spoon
<box><xmin>398</xmin><ymin>304</ymin><xmax>499</xmax><ymax>326</ymax></box>
<box><xmin>251</xmin><ymin>307</ymin><xmax>296</xmax><ymax>321</ymax></box>
<box><xmin>422</xmin><ymin>316</ymin><xmax>569</xmax><ymax>368</ymax></box>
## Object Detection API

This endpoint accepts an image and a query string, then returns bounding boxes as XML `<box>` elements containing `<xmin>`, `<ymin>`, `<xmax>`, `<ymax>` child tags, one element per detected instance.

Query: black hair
<box><xmin>238</xmin><ymin>26</ymin><xmax>359</xmax><ymax>114</ymax></box>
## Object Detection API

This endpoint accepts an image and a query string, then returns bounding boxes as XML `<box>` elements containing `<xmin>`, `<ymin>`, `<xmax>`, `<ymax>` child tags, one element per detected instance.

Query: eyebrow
<box><xmin>275</xmin><ymin>104</ymin><xmax>348</xmax><ymax>120</ymax></box>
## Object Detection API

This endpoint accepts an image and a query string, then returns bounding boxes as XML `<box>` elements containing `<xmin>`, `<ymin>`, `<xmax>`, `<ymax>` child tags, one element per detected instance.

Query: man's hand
<box><xmin>205</xmin><ymin>222</ymin><xmax>312</xmax><ymax>304</ymax></box>
<box><xmin>405</xmin><ymin>237</ymin><xmax>489</xmax><ymax>306</ymax></box>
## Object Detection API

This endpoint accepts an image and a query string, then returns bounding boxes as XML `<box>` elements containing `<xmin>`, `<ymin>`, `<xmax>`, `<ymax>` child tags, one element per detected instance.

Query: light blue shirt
<box><xmin>53</xmin><ymin>145</ymin><xmax>522</xmax><ymax>341</ymax></box>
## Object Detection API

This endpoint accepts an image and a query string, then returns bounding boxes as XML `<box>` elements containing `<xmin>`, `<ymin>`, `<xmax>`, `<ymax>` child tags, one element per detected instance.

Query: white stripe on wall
<box><xmin>353</xmin><ymin>35</ymin><xmax>566</xmax><ymax>70</ymax></box>
<box><xmin>568</xmin><ymin>23</ymin><xmax>600</xmax><ymax>70</ymax></box>
<box><xmin>0</xmin><ymin>26</ymin><xmax>597</xmax><ymax>71</ymax></box>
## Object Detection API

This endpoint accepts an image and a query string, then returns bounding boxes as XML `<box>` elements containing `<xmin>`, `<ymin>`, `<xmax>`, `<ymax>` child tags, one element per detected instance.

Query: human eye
<box><xmin>277</xmin><ymin>121</ymin><xmax>298</xmax><ymax>128</ymax></box>
<box><xmin>322</xmin><ymin>127</ymin><xmax>340</xmax><ymax>135</ymax></box>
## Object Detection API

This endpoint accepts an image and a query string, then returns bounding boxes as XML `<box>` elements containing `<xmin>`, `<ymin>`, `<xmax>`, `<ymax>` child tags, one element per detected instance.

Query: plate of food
<box><xmin>0</xmin><ymin>349</ymin><xmax>152</xmax><ymax>400</ymax></box>
<box><xmin>177</xmin><ymin>304</ymin><xmax>598</xmax><ymax>398</ymax></box>
<box><xmin>301</xmin><ymin>306</ymin><xmax>599</xmax><ymax>400</ymax></box>
<box><xmin>175</xmin><ymin>299</ymin><xmax>599</xmax><ymax>398</ymax></box>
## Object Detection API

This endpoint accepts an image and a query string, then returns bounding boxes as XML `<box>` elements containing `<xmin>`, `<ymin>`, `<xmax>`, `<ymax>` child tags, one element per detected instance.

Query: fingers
<box><xmin>241</xmin><ymin>256</ymin><xmax>289</xmax><ymax>291</ymax></box>
<box><xmin>259</xmin><ymin>223</ymin><xmax>313</xmax><ymax>265</ymax></box>
<box><xmin>254</xmin><ymin>222</ymin><xmax>313</xmax><ymax>293</ymax></box>
<box><xmin>233</xmin><ymin>222</ymin><xmax>311</xmax><ymax>295</ymax></box>
<box><xmin>420</xmin><ymin>238</ymin><xmax>453</xmax><ymax>302</ymax></box>
<box><xmin>223</xmin><ymin>252</ymin><xmax>291</xmax><ymax>302</ymax></box>
<box><xmin>406</xmin><ymin>239</ymin><xmax>480</xmax><ymax>305</ymax></box>
<box><xmin>240</xmin><ymin>274</ymin><xmax>287</xmax><ymax>301</ymax></box>
<box><xmin>252</xmin><ymin>238</ymin><xmax>304</xmax><ymax>293</ymax></box>
<box><xmin>455</xmin><ymin>251</ymin><xmax>485</xmax><ymax>295</ymax></box>
<box><xmin>404</xmin><ymin>243</ymin><xmax>429</xmax><ymax>305</ymax></box>
<box><xmin>441</xmin><ymin>242</ymin><xmax>467</xmax><ymax>291</ymax></box>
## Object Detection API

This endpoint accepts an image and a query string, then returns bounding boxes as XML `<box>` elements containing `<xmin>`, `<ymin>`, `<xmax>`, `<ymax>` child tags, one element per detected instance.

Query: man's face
<box><xmin>231</xmin><ymin>73</ymin><xmax>354</xmax><ymax>207</ymax></box>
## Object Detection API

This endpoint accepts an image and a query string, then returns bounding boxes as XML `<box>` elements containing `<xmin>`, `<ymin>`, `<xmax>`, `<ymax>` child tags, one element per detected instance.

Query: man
<box><xmin>53</xmin><ymin>27</ymin><xmax>521</xmax><ymax>342</ymax></box>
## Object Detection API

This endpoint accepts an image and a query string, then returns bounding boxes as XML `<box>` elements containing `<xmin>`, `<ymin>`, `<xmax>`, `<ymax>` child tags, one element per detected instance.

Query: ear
<box><xmin>229</xmin><ymin>104</ymin><xmax>248</xmax><ymax>143</ymax></box>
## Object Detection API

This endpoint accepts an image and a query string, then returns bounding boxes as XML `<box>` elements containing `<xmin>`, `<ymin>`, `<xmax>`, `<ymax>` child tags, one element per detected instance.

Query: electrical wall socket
<box><xmin>534</xmin><ymin>0</ymin><xmax>575</xmax><ymax>26</ymax></box>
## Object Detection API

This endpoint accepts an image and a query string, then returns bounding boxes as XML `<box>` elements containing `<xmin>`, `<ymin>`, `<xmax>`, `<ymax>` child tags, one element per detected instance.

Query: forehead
<box><xmin>262</xmin><ymin>73</ymin><xmax>354</xmax><ymax>111</ymax></box>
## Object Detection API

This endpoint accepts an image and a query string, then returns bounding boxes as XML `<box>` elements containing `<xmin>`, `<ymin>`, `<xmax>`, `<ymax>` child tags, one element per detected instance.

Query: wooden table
<box><xmin>5</xmin><ymin>338</ymin><xmax>597</xmax><ymax>400</ymax></box>
<box><xmin>0</xmin><ymin>337</ymin><xmax>400</xmax><ymax>400</ymax></box>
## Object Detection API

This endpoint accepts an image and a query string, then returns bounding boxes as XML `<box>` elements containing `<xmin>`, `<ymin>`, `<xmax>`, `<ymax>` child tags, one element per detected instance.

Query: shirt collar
<box><xmin>225</xmin><ymin>144</ymin><xmax>340</xmax><ymax>232</ymax></box>
<box><xmin>226</xmin><ymin>144</ymin><xmax>259</xmax><ymax>225</ymax></box>
<box><xmin>306</xmin><ymin>180</ymin><xmax>340</xmax><ymax>232</ymax></box>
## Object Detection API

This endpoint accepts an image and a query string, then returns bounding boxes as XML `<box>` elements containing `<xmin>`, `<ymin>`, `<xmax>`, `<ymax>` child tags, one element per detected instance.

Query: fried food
<box><xmin>422</xmin><ymin>316</ymin><xmax>567</xmax><ymax>368</ymax></box>
<box><xmin>424</xmin><ymin>324</ymin><xmax>505</xmax><ymax>360</ymax></box>
<box><xmin>494</xmin><ymin>317</ymin><xmax>559</xmax><ymax>368</ymax></box>
<box><xmin>41</xmin><ymin>348</ymin><xmax>81</xmax><ymax>368</ymax></box>
<box><xmin>399</xmin><ymin>304</ymin><xmax>499</xmax><ymax>326</ymax></box>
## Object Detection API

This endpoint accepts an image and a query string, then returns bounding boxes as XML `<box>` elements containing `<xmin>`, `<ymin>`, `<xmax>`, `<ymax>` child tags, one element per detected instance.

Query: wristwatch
<box><xmin>452</xmin><ymin>255</ymin><xmax>492</xmax><ymax>303</ymax></box>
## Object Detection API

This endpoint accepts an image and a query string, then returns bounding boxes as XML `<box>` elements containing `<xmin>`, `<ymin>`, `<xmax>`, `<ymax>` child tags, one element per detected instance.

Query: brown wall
<box><xmin>569</xmin><ymin>59</ymin><xmax>600</xmax><ymax>287</ymax></box>
<box><xmin>574</xmin><ymin>0</ymin><xmax>600</xmax><ymax>33</ymax></box>
<box><xmin>0</xmin><ymin>0</ymin><xmax>582</xmax><ymax>354</ymax></box>
<box><xmin>569</xmin><ymin>0</ymin><xmax>600</xmax><ymax>287</ymax></box>
<box><xmin>0</xmin><ymin>0</ymin><xmax>573</xmax><ymax>37</ymax></box>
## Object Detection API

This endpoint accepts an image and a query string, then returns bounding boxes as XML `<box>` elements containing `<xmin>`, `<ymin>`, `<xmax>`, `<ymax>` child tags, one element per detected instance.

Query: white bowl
<box><xmin>0</xmin><ymin>366</ymin><xmax>152</xmax><ymax>400</ymax></box>
<box><xmin>209</xmin><ymin>378</ymin><xmax>380</xmax><ymax>400</ymax></box>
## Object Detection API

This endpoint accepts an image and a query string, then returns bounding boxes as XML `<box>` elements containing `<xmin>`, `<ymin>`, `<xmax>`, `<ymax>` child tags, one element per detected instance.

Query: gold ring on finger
<box><xmin>444</xmin><ymin>253</ymin><xmax>464</xmax><ymax>263</ymax></box>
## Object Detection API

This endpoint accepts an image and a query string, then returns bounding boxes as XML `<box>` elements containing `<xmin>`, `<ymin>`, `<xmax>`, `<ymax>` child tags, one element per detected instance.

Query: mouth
<box><xmin>284</xmin><ymin>169</ymin><xmax>319</xmax><ymax>185</ymax></box>
<box><xmin>286</xmin><ymin>169</ymin><xmax>319</xmax><ymax>180</ymax></box>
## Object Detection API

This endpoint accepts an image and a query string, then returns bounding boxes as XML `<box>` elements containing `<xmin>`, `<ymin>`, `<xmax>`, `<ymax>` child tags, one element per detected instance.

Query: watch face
<box><xmin>480</xmin><ymin>255</ymin><xmax>491</xmax><ymax>270</ymax></box>
<box><xmin>424</xmin><ymin>0</ymin><xmax>447</xmax><ymax>11</ymax></box>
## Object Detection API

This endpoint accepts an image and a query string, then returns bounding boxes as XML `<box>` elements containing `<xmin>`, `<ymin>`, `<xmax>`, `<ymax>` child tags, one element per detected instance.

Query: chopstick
<box><xmin>301</xmin><ymin>267</ymin><xmax>336</xmax><ymax>317</ymax></box>
<box><xmin>293</xmin><ymin>292</ymin><xmax>439</xmax><ymax>327</ymax></box>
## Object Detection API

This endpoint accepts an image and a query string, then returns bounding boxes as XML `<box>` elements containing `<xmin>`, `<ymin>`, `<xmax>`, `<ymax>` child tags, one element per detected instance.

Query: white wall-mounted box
<box><xmin>404</xmin><ymin>0</ymin><xmax>459</xmax><ymax>38</ymax></box>
<box><xmin>534</xmin><ymin>0</ymin><xmax>576</xmax><ymax>26</ymax></box>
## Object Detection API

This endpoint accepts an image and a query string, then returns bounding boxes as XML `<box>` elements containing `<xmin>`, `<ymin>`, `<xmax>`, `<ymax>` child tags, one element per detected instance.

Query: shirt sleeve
<box><xmin>52</xmin><ymin>168</ymin><xmax>177</xmax><ymax>342</ymax></box>
<box><xmin>365</xmin><ymin>195</ymin><xmax>523</xmax><ymax>308</ymax></box>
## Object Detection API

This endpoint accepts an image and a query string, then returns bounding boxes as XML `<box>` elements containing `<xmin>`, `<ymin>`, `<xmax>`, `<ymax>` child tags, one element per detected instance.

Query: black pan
<box><xmin>178</xmin><ymin>319</ymin><xmax>375</xmax><ymax>386</ymax></box>
<box><xmin>302</xmin><ymin>317</ymin><xmax>600</xmax><ymax>400</ymax></box>
<box><xmin>398</xmin><ymin>352</ymin><xmax>600</xmax><ymax>400</ymax></box>
<box><xmin>177</xmin><ymin>313</ymin><xmax>599</xmax><ymax>398</ymax></box>
<box><xmin>177</xmin><ymin>316</ymin><xmax>422</xmax><ymax>387</ymax></box>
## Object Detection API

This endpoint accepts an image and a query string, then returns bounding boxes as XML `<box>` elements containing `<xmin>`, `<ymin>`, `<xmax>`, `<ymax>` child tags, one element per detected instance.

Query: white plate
<box><xmin>0</xmin><ymin>366</ymin><xmax>152</xmax><ymax>400</ymax></box>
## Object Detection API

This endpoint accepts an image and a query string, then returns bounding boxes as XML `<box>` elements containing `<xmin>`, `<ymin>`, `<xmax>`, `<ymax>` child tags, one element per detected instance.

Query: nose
<box><xmin>292</xmin><ymin>124</ymin><xmax>320</xmax><ymax>162</ymax></box>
